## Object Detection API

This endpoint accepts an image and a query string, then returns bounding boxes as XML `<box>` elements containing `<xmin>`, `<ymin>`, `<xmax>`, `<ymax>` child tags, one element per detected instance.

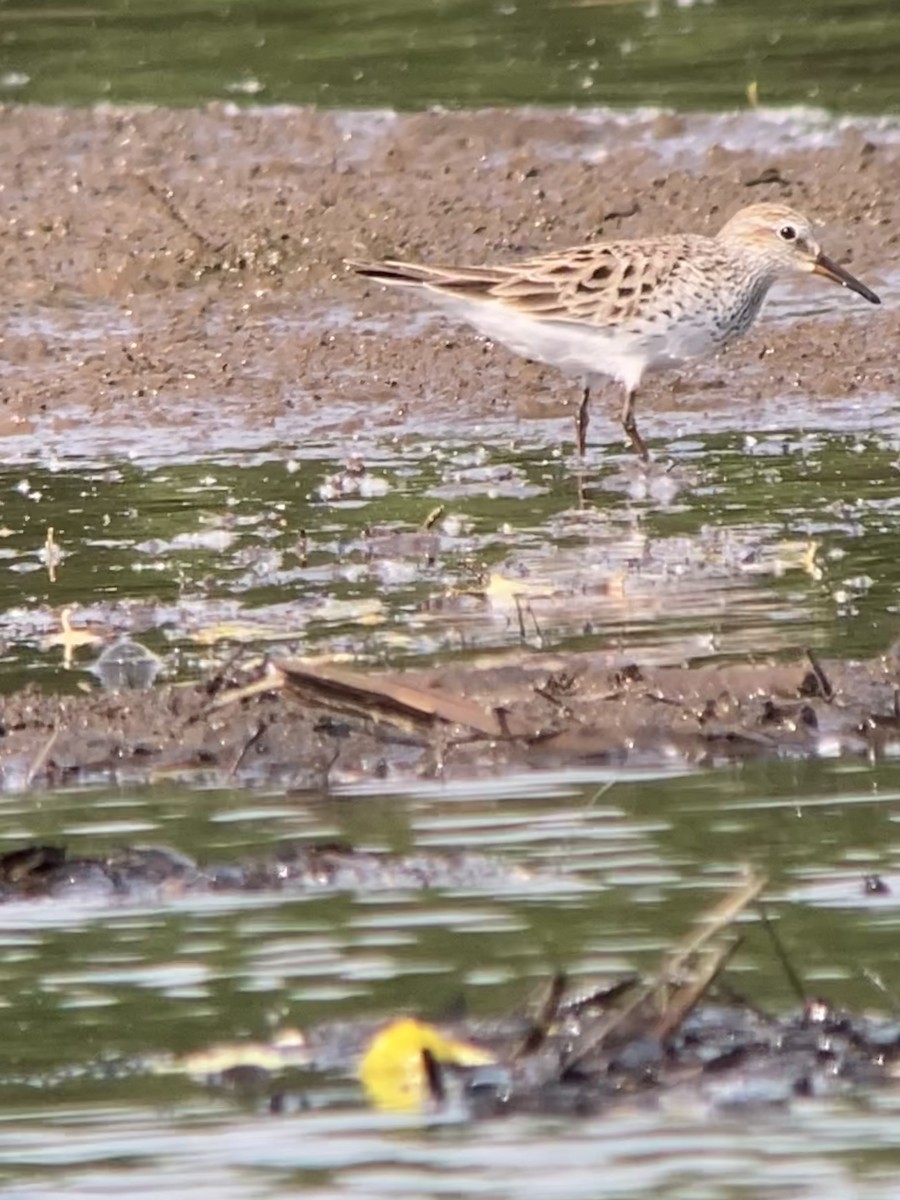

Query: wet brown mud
<box><xmin>3</xmin><ymin>645</ymin><xmax>900</xmax><ymax>790</ymax></box>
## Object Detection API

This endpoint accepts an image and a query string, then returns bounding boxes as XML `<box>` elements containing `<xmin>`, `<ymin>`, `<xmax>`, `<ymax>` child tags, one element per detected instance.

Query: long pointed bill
<box><xmin>813</xmin><ymin>253</ymin><xmax>881</xmax><ymax>304</ymax></box>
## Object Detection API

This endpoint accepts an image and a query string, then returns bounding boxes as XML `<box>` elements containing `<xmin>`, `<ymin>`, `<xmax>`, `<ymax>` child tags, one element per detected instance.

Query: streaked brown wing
<box><xmin>349</xmin><ymin>239</ymin><xmax>689</xmax><ymax>325</ymax></box>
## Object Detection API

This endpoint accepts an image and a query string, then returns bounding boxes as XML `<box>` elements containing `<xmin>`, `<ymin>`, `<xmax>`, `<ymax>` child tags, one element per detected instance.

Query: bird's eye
<box><xmin>779</xmin><ymin>225</ymin><xmax>797</xmax><ymax>242</ymax></box>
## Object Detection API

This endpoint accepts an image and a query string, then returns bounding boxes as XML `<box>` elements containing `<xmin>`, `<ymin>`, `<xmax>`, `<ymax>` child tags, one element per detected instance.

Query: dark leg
<box><xmin>576</xmin><ymin>384</ymin><xmax>591</xmax><ymax>456</ymax></box>
<box><xmin>621</xmin><ymin>388</ymin><xmax>649</xmax><ymax>462</ymax></box>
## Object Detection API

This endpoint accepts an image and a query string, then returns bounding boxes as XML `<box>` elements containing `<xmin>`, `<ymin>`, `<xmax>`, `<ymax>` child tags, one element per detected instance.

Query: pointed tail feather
<box><xmin>346</xmin><ymin>258</ymin><xmax>507</xmax><ymax>296</ymax></box>
<box><xmin>346</xmin><ymin>259</ymin><xmax>437</xmax><ymax>287</ymax></box>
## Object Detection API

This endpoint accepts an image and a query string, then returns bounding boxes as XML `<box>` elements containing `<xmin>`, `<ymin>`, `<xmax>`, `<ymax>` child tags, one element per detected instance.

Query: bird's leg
<box><xmin>576</xmin><ymin>384</ymin><xmax>591</xmax><ymax>456</ymax></box>
<box><xmin>621</xmin><ymin>388</ymin><xmax>649</xmax><ymax>462</ymax></box>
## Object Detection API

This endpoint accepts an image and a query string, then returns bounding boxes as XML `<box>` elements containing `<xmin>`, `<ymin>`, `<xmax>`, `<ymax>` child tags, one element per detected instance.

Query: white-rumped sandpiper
<box><xmin>348</xmin><ymin>202</ymin><xmax>880</xmax><ymax>460</ymax></box>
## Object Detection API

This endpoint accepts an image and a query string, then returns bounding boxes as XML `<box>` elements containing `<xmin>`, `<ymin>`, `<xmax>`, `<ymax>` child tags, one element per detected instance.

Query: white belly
<box><xmin>429</xmin><ymin>294</ymin><xmax>717</xmax><ymax>392</ymax></box>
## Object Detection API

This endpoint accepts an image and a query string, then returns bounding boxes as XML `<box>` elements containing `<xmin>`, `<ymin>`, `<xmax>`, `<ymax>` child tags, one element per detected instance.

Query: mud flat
<box><xmin>1</xmin><ymin>647</ymin><xmax>899</xmax><ymax>789</ymax></box>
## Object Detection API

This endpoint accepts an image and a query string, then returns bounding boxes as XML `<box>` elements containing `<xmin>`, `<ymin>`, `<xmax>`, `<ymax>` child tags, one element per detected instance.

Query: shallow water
<box><xmin>3</xmin><ymin>758</ymin><xmax>900</xmax><ymax>1196</ymax></box>
<box><xmin>2</xmin><ymin>0</ymin><xmax>900</xmax><ymax>113</ymax></box>
<box><xmin>0</xmin><ymin>393</ymin><xmax>898</xmax><ymax>694</ymax></box>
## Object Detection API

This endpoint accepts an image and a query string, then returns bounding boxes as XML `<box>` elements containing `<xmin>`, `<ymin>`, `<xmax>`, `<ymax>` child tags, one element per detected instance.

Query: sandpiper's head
<box><xmin>716</xmin><ymin>203</ymin><xmax>880</xmax><ymax>304</ymax></box>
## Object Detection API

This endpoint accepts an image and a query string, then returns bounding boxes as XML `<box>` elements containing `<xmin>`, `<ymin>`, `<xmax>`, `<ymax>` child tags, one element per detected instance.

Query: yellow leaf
<box><xmin>358</xmin><ymin>1017</ymin><xmax>495</xmax><ymax>1112</ymax></box>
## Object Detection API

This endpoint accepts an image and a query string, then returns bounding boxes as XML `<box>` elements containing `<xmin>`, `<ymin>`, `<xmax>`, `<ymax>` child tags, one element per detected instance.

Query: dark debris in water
<box><xmin>0</xmin><ymin>840</ymin><xmax>535</xmax><ymax>904</ymax></box>
<box><xmin>150</xmin><ymin>873</ymin><xmax>900</xmax><ymax>1119</ymax></box>
<box><xmin>446</xmin><ymin>879</ymin><xmax>900</xmax><ymax>1118</ymax></box>
<box><xmin>7</xmin><ymin>867</ymin><xmax>900</xmax><ymax>1123</ymax></box>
